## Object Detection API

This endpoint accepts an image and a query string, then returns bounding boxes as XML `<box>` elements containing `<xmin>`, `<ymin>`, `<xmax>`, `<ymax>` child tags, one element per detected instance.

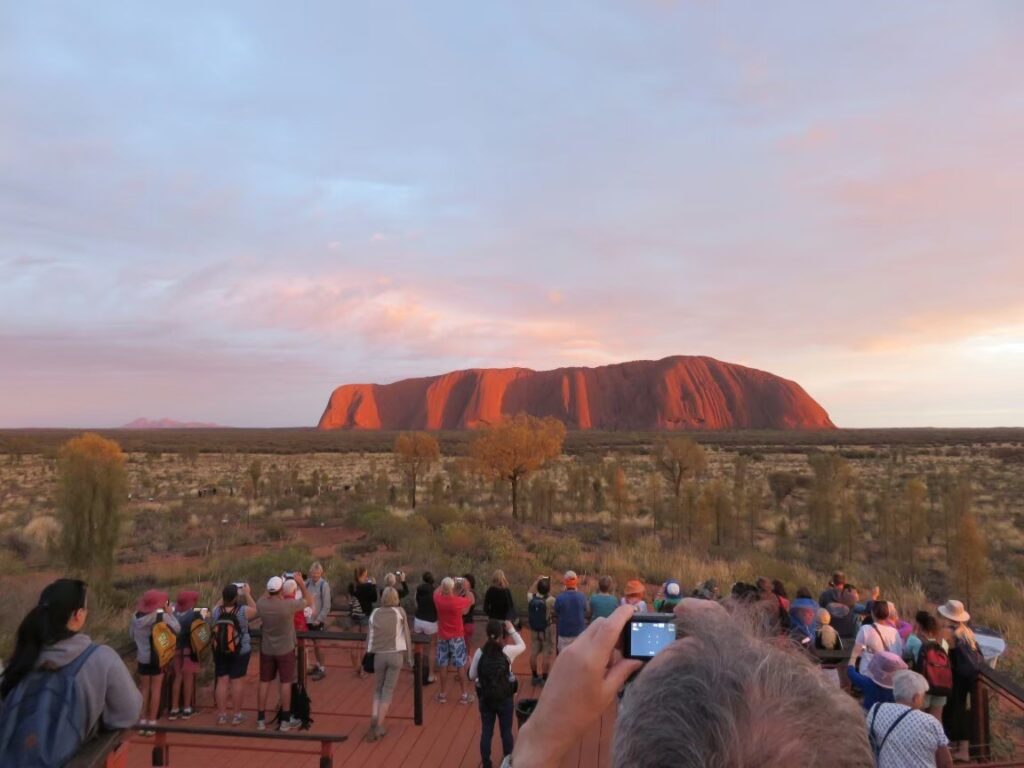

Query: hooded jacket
<box><xmin>131</xmin><ymin>610</ymin><xmax>181</xmax><ymax>665</ymax></box>
<box><xmin>31</xmin><ymin>634</ymin><xmax>142</xmax><ymax>733</ymax></box>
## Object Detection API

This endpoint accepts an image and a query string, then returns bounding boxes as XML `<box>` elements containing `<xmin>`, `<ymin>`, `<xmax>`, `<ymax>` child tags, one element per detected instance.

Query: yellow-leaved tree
<box><xmin>57</xmin><ymin>433</ymin><xmax>127</xmax><ymax>585</ymax></box>
<box><xmin>470</xmin><ymin>414</ymin><xmax>566</xmax><ymax>521</ymax></box>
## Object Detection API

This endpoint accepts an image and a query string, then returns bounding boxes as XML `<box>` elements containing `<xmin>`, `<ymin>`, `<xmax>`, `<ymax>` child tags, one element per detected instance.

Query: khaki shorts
<box><xmin>531</xmin><ymin>629</ymin><xmax>554</xmax><ymax>656</ymax></box>
<box><xmin>557</xmin><ymin>635</ymin><xmax>579</xmax><ymax>654</ymax></box>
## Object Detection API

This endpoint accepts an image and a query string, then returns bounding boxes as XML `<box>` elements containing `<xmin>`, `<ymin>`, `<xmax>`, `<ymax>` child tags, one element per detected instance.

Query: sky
<box><xmin>2</xmin><ymin>2</ymin><xmax>1023</xmax><ymax>428</ymax></box>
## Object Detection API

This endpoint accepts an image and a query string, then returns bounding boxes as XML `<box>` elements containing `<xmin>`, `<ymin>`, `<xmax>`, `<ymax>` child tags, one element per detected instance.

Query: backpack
<box><xmin>273</xmin><ymin>682</ymin><xmax>313</xmax><ymax>730</ymax></box>
<box><xmin>915</xmin><ymin>640</ymin><xmax>953</xmax><ymax>696</ymax></box>
<box><xmin>190</xmin><ymin>616</ymin><xmax>213</xmax><ymax>660</ymax></box>
<box><xmin>476</xmin><ymin>650</ymin><xmax>515</xmax><ymax>709</ymax></box>
<box><xmin>528</xmin><ymin>595</ymin><xmax>548</xmax><ymax>632</ymax></box>
<box><xmin>151</xmin><ymin>617</ymin><xmax>177</xmax><ymax>669</ymax></box>
<box><xmin>212</xmin><ymin>608</ymin><xmax>242</xmax><ymax>657</ymax></box>
<box><xmin>952</xmin><ymin>642</ymin><xmax>984</xmax><ymax>684</ymax></box>
<box><xmin>0</xmin><ymin>644</ymin><xmax>100</xmax><ymax>768</ymax></box>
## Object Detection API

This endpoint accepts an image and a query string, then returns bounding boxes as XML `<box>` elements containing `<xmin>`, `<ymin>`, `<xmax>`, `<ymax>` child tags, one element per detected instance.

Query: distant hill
<box><xmin>120</xmin><ymin>418</ymin><xmax>222</xmax><ymax>429</ymax></box>
<box><xmin>317</xmin><ymin>355</ymin><xmax>836</xmax><ymax>431</ymax></box>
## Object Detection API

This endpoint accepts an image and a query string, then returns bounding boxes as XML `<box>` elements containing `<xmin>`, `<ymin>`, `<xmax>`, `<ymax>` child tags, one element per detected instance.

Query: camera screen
<box><xmin>627</xmin><ymin>619</ymin><xmax>675</xmax><ymax>658</ymax></box>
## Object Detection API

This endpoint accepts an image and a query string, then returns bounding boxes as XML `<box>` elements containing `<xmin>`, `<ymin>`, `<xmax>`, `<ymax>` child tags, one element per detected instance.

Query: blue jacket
<box><xmin>847</xmin><ymin>666</ymin><xmax>895</xmax><ymax>710</ymax></box>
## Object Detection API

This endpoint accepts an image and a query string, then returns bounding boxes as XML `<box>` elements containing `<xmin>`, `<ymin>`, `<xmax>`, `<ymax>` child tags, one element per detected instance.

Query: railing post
<box><xmin>319</xmin><ymin>739</ymin><xmax>333</xmax><ymax>768</ymax></box>
<box><xmin>414</xmin><ymin>646</ymin><xmax>423</xmax><ymax>726</ymax></box>
<box><xmin>298</xmin><ymin>638</ymin><xmax>307</xmax><ymax>687</ymax></box>
<box><xmin>970</xmin><ymin>677</ymin><xmax>990</xmax><ymax>763</ymax></box>
<box><xmin>151</xmin><ymin>732</ymin><xmax>169</xmax><ymax>767</ymax></box>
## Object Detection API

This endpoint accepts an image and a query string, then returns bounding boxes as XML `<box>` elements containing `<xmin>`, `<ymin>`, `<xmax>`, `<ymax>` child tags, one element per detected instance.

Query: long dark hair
<box><xmin>482</xmin><ymin>619</ymin><xmax>505</xmax><ymax>659</ymax></box>
<box><xmin>1</xmin><ymin>579</ymin><xmax>87</xmax><ymax>698</ymax></box>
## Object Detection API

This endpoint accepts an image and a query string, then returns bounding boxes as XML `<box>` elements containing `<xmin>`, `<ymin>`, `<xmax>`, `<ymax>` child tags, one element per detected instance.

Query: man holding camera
<box><xmin>256</xmin><ymin>570</ymin><xmax>313</xmax><ymax>731</ymax></box>
<box><xmin>306</xmin><ymin>562</ymin><xmax>331</xmax><ymax>681</ymax></box>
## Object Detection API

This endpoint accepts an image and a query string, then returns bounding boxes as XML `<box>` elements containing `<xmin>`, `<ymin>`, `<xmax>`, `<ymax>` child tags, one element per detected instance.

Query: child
<box><xmin>816</xmin><ymin>608</ymin><xmax>842</xmax><ymax>650</ymax></box>
<box><xmin>131</xmin><ymin>590</ymin><xmax>180</xmax><ymax>735</ymax></box>
<box><xmin>620</xmin><ymin>580</ymin><xmax>648</xmax><ymax>613</ymax></box>
<box><xmin>169</xmin><ymin>590</ymin><xmax>201</xmax><ymax>720</ymax></box>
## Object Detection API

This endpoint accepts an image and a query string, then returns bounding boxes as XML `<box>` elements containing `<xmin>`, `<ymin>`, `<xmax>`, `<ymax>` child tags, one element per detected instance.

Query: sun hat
<box><xmin>664</xmin><ymin>580</ymin><xmax>681</xmax><ymax>597</ymax></box>
<box><xmin>267</xmin><ymin>576</ymin><xmax>284</xmax><ymax>594</ymax></box>
<box><xmin>865</xmin><ymin>651</ymin><xmax>907</xmax><ymax>690</ymax></box>
<box><xmin>938</xmin><ymin>599</ymin><xmax>970</xmax><ymax>624</ymax></box>
<box><xmin>175</xmin><ymin>590</ymin><xmax>200</xmax><ymax>612</ymax></box>
<box><xmin>563</xmin><ymin>570</ymin><xmax>578</xmax><ymax>589</ymax></box>
<box><xmin>137</xmin><ymin>590</ymin><xmax>168</xmax><ymax>614</ymax></box>
<box><xmin>624</xmin><ymin>580</ymin><xmax>645</xmax><ymax>598</ymax></box>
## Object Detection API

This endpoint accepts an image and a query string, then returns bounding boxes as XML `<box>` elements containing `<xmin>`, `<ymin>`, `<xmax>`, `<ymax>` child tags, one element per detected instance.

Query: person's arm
<box><xmin>317</xmin><ymin>581</ymin><xmax>332</xmax><ymax>624</ymax></box>
<box><xmin>935</xmin><ymin>746</ymin><xmax>953</xmax><ymax>768</ymax></box>
<box><xmin>483</xmin><ymin>588</ymin><xmax>493</xmax><ymax>617</ymax></box>
<box><xmin>512</xmin><ymin>605</ymin><xmax>641</xmax><ymax>767</ymax></box>
<box><xmin>468</xmin><ymin>648</ymin><xmax>482</xmax><ymax>681</ymax></box>
<box><xmin>504</xmin><ymin>622</ymin><xmax>526</xmax><ymax>661</ymax></box>
<box><xmin>98</xmin><ymin>647</ymin><xmax>145</xmax><ymax>728</ymax></box>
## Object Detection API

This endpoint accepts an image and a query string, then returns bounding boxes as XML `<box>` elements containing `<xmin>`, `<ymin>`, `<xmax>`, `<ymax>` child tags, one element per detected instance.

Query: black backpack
<box><xmin>212</xmin><ymin>608</ymin><xmax>242</xmax><ymax>657</ymax></box>
<box><xmin>476</xmin><ymin>651</ymin><xmax>515</xmax><ymax>708</ymax></box>
<box><xmin>527</xmin><ymin>595</ymin><xmax>548</xmax><ymax>632</ymax></box>
<box><xmin>952</xmin><ymin>642</ymin><xmax>984</xmax><ymax>684</ymax></box>
<box><xmin>273</xmin><ymin>682</ymin><xmax>313</xmax><ymax>730</ymax></box>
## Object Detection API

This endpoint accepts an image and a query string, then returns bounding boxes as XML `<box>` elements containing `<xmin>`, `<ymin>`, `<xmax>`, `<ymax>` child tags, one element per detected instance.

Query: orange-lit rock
<box><xmin>316</xmin><ymin>356</ymin><xmax>836</xmax><ymax>431</ymax></box>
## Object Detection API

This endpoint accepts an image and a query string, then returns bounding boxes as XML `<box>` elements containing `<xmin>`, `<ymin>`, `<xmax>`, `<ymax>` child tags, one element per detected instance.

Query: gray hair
<box><xmin>892</xmin><ymin>670</ymin><xmax>929</xmax><ymax>705</ymax></box>
<box><xmin>613</xmin><ymin>605</ymin><xmax>872</xmax><ymax>768</ymax></box>
<box><xmin>440</xmin><ymin>577</ymin><xmax>455</xmax><ymax>595</ymax></box>
<box><xmin>309</xmin><ymin>562</ymin><xmax>323</xmax><ymax>575</ymax></box>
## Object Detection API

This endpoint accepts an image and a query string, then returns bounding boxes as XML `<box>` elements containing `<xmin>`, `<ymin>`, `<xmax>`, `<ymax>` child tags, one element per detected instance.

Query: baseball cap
<box><xmin>267</xmin><ymin>576</ymin><xmax>284</xmax><ymax>594</ymax></box>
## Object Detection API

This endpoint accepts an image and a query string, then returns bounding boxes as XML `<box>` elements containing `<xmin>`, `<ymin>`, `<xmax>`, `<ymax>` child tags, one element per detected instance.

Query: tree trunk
<box><xmin>511</xmin><ymin>475</ymin><xmax>519</xmax><ymax>520</ymax></box>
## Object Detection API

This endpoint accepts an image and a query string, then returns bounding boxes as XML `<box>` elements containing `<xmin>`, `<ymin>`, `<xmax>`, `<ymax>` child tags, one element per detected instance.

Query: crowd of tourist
<box><xmin>0</xmin><ymin>564</ymin><xmax>998</xmax><ymax>767</ymax></box>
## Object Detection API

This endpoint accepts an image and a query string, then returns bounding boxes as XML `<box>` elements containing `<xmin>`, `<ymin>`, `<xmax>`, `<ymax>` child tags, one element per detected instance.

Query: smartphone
<box><xmin>284</xmin><ymin>571</ymin><xmax>295</xmax><ymax>579</ymax></box>
<box><xmin>621</xmin><ymin>613</ymin><xmax>676</xmax><ymax>661</ymax></box>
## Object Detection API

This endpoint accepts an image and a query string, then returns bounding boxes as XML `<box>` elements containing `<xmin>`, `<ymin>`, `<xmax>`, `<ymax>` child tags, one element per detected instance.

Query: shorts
<box><xmin>172</xmin><ymin>648</ymin><xmax>200</xmax><ymax>675</ymax></box>
<box><xmin>463</xmin><ymin>622</ymin><xmax>475</xmax><ymax>645</ymax></box>
<box><xmin>259</xmin><ymin>651</ymin><xmax>297</xmax><ymax>684</ymax></box>
<box><xmin>137</xmin><ymin>660</ymin><xmax>162</xmax><ymax>677</ymax></box>
<box><xmin>557</xmin><ymin>635</ymin><xmax>579</xmax><ymax>654</ymax></box>
<box><xmin>214</xmin><ymin>651</ymin><xmax>251</xmax><ymax>680</ymax></box>
<box><xmin>923</xmin><ymin>693</ymin><xmax>948</xmax><ymax>709</ymax></box>
<box><xmin>414</xmin><ymin>619</ymin><xmax>438</xmax><ymax>636</ymax></box>
<box><xmin>436</xmin><ymin>637</ymin><xmax>468</xmax><ymax>669</ymax></box>
<box><xmin>531</xmin><ymin>629</ymin><xmax>554</xmax><ymax>656</ymax></box>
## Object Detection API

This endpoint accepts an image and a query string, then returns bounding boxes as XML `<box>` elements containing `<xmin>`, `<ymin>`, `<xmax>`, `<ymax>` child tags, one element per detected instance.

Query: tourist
<box><xmin>414</xmin><ymin>572</ymin><xmax>438</xmax><ymax>683</ymax></box>
<box><xmin>169</xmin><ymin>590</ymin><xmax>201</xmax><ymax>720</ymax></box>
<box><xmin>0</xmin><ymin>579</ymin><xmax>142</xmax><ymax>765</ymax></box>
<box><xmin>511</xmin><ymin>599</ymin><xmax>872</xmax><ymax>767</ymax></box>
<box><xmin>772</xmin><ymin>579</ymin><xmax>791</xmax><ymax>613</ymax></box>
<box><xmin>620</xmin><ymin>580</ymin><xmax>648</xmax><ymax>613</ymax></box>
<box><xmin>693</xmin><ymin>578</ymin><xmax>720</xmax><ymax>601</ymax></box>
<box><xmin>434</xmin><ymin>577</ymin><xmax>474</xmax><ymax>704</ymax></box>
<box><xmin>847</xmin><ymin>651</ymin><xmax>907</xmax><ymax>711</ymax></box>
<box><xmin>384</xmin><ymin>570</ymin><xmax>410</xmax><ymax>599</ymax></box>
<box><xmin>816</xmin><ymin>608</ymin><xmax>842</xmax><ymax>651</ymax></box>
<box><xmin>553</xmin><ymin>570</ymin><xmax>588</xmax><ymax>653</ymax></box>
<box><xmin>483</xmin><ymin>570</ymin><xmax>515</xmax><ymax>623</ymax></box>
<box><xmin>866</xmin><ymin>670</ymin><xmax>952</xmax><ymax>768</ymax></box>
<box><xmin>827</xmin><ymin>584</ymin><xmax>862</xmax><ymax>639</ymax></box>
<box><xmin>939</xmin><ymin>599</ymin><xmax>983</xmax><ymax>763</ymax></box>
<box><xmin>787</xmin><ymin>596</ymin><xmax>819</xmax><ymax>650</ymax></box>
<box><xmin>819</xmin><ymin>571</ymin><xmax>847</xmax><ymax>609</ymax></box>
<box><xmin>212</xmin><ymin>582</ymin><xmax>256</xmax><ymax>726</ymax></box>
<box><xmin>365</xmin><ymin>586</ymin><xmax>413</xmax><ymax>742</ymax></box>
<box><xmin>305</xmin><ymin>562</ymin><xmax>331</xmax><ymax>681</ymax></box>
<box><xmin>589</xmin><ymin>575</ymin><xmax>618</xmax><ymax>618</ymax></box>
<box><xmin>256</xmin><ymin>573</ymin><xmax>312</xmax><ymax>731</ymax></box>
<box><xmin>347</xmin><ymin>567</ymin><xmax>378</xmax><ymax>678</ymax></box>
<box><xmin>458</xmin><ymin>574</ymin><xmax>478</xmax><ymax>665</ymax></box>
<box><xmin>132</xmin><ymin>589</ymin><xmax>180</xmax><ymax>735</ymax></box>
<box><xmin>851</xmin><ymin>601</ymin><xmax>904</xmax><ymax>672</ymax></box>
<box><xmin>904</xmin><ymin>611</ymin><xmax>950</xmax><ymax>721</ymax></box>
<box><xmin>652</xmin><ymin>579</ymin><xmax>682</xmax><ymax>612</ymax></box>
<box><xmin>469</xmin><ymin>620</ymin><xmax>525</xmax><ymax>768</ymax></box>
<box><xmin>282</xmin><ymin>578</ymin><xmax>315</xmax><ymax>679</ymax></box>
<box><xmin>526</xmin><ymin>576</ymin><xmax>555</xmax><ymax>686</ymax></box>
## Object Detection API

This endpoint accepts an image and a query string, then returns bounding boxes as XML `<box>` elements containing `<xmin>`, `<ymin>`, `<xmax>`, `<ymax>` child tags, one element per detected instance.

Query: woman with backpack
<box><xmin>131</xmin><ymin>590</ymin><xmax>180</xmax><ymax>736</ymax></box>
<box><xmin>468</xmin><ymin>619</ymin><xmax>525</xmax><ymax>768</ymax></box>
<box><xmin>905</xmin><ymin>611</ymin><xmax>950</xmax><ymax>721</ymax></box>
<box><xmin>168</xmin><ymin>590</ymin><xmax>201</xmax><ymax>721</ymax></box>
<box><xmin>365</xmin><ymin>587</ymin><xmax>413</xmax><ymax>742</ymax></box>
<box><xmin>348</xmin><ymin>567</ymin><xmax>379</xmax><ymax>678</ymax></box>
<box><xmin>939</xmin><ymin>599</ymin><xmax>983</xmax><ymax>763</ymax></box>
<box><xmin>0</xmin><ymin>579</ymin><xmax>141</xmax><ymax>767</ymax></box>
<box><xmin>211</xmin><ymin>583</ymin><xmax>257</xmax><ymax>726</ymax></box>
<box><xmin>483</xmin><ymin>570</ymin><xmax>515</xmax><ymax>623</ymax></box>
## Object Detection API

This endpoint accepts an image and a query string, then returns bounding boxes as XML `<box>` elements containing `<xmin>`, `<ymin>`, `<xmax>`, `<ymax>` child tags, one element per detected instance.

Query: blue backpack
<box><xmin>528</xmin><ymin>595</ymin><xmax>548</xmax><ymax>632</ymax></box>
<box><xmin>0</xmin><ymin>644</ymin><xmax>100</xmax><ymax>767</ymax></box>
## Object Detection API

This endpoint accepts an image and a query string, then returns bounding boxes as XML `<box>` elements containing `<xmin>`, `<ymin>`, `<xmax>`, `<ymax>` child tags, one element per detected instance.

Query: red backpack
<box><xmin>915</xmin><ymin>640</ymin><xmax>953</xmax><ymax>697</ymax></box>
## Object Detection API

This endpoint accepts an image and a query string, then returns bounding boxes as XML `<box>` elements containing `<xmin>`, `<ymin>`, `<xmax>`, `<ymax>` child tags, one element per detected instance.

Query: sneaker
<box><xmin>310</xmin><ymin>667</ymin><xmax>326</xmax><ymax>681</ymax></box>
<box><xmin>181</xmin><ymin>708</ymin><xmax>193</xmax><ymax>720</ymax></box>
<box><xmin>458</xmin><ymin>693</ymin><xmax>475</xmax><ymax>705</ymax></box>
<box><xmin>278</xmin><ymin>717</ymin><xmax>303</xmax><ymax>732</ymax></box>
<box><xmin>216</xmin><ymin>713</ymin><xmax>228</xmax><ymax>726</ymax></box>
<box><xmin>256</xmin><ymin>719</ymin><xmax>266</xmax><ymax>732</ymax></box>
<box><xmin>231</xmin><ymin>713</ymin><xmax>246</xmax><ymax>726</ymax></box>
<box><xmin>435</xmin><ymin>693</ymin><xmax>447</xmax><ymax>704</ymax></box>
<box><xmin>365</xmin><ymin>726</ymin><xmax>379</xmax><ymax>743</ymax></box>
<box><xmin>168</xmin><ymin>709</ymin><xmax>179</xmax><ymax>721</ymax></box>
